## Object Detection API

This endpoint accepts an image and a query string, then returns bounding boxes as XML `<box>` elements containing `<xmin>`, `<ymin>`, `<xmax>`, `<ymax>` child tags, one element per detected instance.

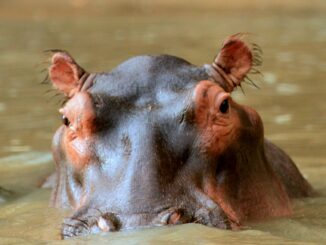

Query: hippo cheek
<box><xmin>230</xmin><ymin>101</ymin><xmax>265</xmax><ymax>145</ymax></box>
<box><xmin>64</xmin><ymin>136</ymin><xmax>94</xmax><ymax>170</ymax></box>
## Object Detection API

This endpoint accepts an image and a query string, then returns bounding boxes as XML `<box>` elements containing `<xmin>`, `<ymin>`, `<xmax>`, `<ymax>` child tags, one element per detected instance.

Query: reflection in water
<box><xmin>0</xmin><ymin>1</ymin><xmax>325</xmax><ymax>244</ymax></box>
<box><xmin>276</xmin><ymin>83</ymin><xmax>300</xmax><ymax>95</ymax></box>
<box><xmin>274</xmin><ymin>114</ymin><xmax>292</xmax><ymax>125</ymax></box>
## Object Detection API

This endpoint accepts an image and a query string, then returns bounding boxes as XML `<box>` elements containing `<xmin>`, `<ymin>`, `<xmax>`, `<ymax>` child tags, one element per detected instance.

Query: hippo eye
<box><xmin>62</xmin><ymin>115</ymin><xmax>70</xmax><ymax>126</ymax></box>
<box><xmin>219</xmin><ymin>99</ymin><xmax>229</xmax><ymax>114</ymax></box>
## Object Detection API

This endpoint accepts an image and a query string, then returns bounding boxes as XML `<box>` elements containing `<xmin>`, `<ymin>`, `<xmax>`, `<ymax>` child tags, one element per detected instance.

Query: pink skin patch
<box><xmin>193</xmin><ymin>80</ymin><xmax>239</xmax><ymax>155</ymax></box>
<box><xmin>59</xmin><ymin>92</ymin><xmax>96</xmax><ymax>170</ymax></box>
<box><xmin>194</xmin><ymin>81</ymin><xmax>292</xmax><ymax>222</ymax></box>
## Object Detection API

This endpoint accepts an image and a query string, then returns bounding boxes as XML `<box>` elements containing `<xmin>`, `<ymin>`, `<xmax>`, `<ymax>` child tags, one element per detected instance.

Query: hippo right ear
<box><xmin>48</xmin><ymin>51</ymin><xmax>86</xmax><ymax>97</ymax></box>
<box><xmin>209</xmin><ymin>34</ymin><xmax>262</xmax><ymax>92</ymax></box>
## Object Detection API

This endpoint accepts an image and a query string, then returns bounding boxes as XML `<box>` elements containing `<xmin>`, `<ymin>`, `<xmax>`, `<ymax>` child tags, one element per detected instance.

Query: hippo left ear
<box><xmin>48</xmin><ymin>51</ymin><xmax>86</xmax><ymax>97</ymax></box>
<box><xmin>210</xmin><ymin>34</ymin><xmax>262</xmax><ymax>92</ymax></box>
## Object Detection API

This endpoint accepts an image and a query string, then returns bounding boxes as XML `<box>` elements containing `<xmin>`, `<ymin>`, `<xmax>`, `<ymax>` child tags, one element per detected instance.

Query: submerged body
<box><xmin>47</xmin><ymin>35</ymin><xmax>312</xmax><ymax>238</ymax></box>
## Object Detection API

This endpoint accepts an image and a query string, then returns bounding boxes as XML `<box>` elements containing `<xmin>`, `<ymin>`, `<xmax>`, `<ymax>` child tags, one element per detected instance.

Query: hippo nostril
<box><xmin>154</xmin><ymin>208</ymin><xmax>192</xmax><ymax>226</ymax></box>
<box><xmin>167</xmin><ymin>211</ymin><xmax>182</xmax><ymax>225</ymax></box>
<box><xmin>97</xmin><ymin>213</ymin><xmax>120</xmax><ymax>232</ymax></box>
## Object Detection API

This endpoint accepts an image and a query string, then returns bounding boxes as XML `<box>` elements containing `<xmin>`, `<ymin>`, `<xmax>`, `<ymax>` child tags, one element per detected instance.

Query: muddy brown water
<box><xmin>0</xmin><ymin>1</ymin><xmax>325</xmax><ymax>244</ymax></box>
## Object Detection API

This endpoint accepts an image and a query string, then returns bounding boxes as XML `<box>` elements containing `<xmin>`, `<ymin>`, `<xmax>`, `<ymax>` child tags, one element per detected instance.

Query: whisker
<box><xmin>245</xmin><ymin>76</ymin><xmax>260</xmax><ymax>89</ymax></box>
<box><xmin>39</xmin><ymin>68</ymin><xmax>48</xmax><ymax>73</ymax></box>
<box><xmin>238</xmin><ymin>84</ymin><xmax>245</xmax><ymax>95</ymax></box>
<box><xmin>41</xmin><ymin>74</ymin><xmax>49</xmax><ymax>85</ymax></box>
<box><xmin>51</xmin><ymin>93</ymin><xmax>61</xmax><ymax>99</ymax></box>
<box><xmin>59</xmin><ymin>98</ymin><xmax>68</xmax><ymax>106</ymax></box>
<box><xmin>61</xmin><ymin>232</ymin><xmax>73</xmax><ymax>238</ymax></box>
<box><xmin>250</xmin><ymin>68</ymin><xmax>263</xmax><ymax>75</ymax></box>
<box><xmin>63</xmin><ymin>223</ymin><xmax>82</xmax><ymax>229</ymax></box>
<box><xmin>45</xmin><ymin>88</ymin><xmax>56</xmax><ymax>94</ymax></box>
<box><xmin>39</xmin><ymin>60</ymin><xmax>52</xmax><ymax>65</ymax></box>
<box><xmin>252</xmin><ymin>43</ymin><xmax>263</xmax><ymax>53</ymax></box>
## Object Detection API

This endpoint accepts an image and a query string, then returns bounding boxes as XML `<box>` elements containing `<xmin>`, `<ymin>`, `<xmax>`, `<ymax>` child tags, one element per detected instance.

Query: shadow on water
<box><xmin>0</xmin><ymin>0</ymin><xmax>325</xmax><ymax>244</ymax></box>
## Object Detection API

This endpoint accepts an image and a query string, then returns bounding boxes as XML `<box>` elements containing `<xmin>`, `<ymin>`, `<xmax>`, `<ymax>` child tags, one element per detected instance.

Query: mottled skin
<box><xmin>47</xmin><ymin>35</ymin><xmax>312</xmax><ymax>239</ymax></box>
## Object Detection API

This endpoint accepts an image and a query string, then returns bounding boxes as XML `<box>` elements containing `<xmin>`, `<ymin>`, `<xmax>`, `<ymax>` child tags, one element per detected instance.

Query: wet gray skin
<box><xmin>47</xmin><ymin>36</ymin><xmax>312</xmax><ymax>239</ymax></box>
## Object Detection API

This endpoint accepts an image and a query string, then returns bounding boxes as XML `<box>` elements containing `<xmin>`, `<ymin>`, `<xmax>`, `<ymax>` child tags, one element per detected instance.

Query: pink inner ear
<box><xmin>215</xmin><ymin>36</ymin><xmax>252</xmax><ymax>83</ymax></box>
<box><xmin>49</xmin><ymin>53</ymin><xmax>81</xmax><ymax>96</ymax></box>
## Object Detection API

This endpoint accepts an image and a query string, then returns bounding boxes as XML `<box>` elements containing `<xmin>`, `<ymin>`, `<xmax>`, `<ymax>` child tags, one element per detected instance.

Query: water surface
<box><xmin>0</xmin><ymin>1</ymin><xmax>325</xmax><ymax>244</ymax></box>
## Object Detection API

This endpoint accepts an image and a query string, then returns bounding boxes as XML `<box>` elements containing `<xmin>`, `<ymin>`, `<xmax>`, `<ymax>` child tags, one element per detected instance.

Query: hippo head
<box><xmin>47</xmin><ymin>34</ymin><xmax>311</xmax><ymax>239</ymax></box>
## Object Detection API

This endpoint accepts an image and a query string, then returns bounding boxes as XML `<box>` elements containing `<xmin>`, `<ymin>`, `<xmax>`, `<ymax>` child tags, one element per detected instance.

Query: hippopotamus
<box><xmin>46</xmin><ymin>34</ymin><xmax>312</xmax><ymax>239</ymax></box>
